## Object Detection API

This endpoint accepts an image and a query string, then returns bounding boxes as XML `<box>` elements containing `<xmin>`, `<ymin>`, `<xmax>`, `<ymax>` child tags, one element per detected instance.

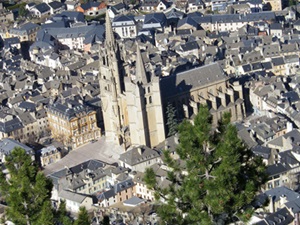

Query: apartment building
<box><xmin>47</xmin><ymin>98</ymin><xmax>101</xmax><ymax>149</ymax></box>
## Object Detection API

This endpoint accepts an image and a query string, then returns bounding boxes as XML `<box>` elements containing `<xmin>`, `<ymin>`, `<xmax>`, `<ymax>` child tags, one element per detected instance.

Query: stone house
<box><xmin>40</xmin><ymin>145</ymin><xmax>61</xmax><ymax>167</ymax></box>
<box><xmin>119</xmin><ymin>146</ymin><xmax>162</xmax><ymax>172</ymax></box>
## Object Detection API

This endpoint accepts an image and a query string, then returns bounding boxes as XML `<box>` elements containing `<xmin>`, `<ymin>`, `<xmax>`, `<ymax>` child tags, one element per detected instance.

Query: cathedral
<box><xmin>99</xmin><ymin>13</ymin><xmax>246</xmax><ymax>149</ymax></box>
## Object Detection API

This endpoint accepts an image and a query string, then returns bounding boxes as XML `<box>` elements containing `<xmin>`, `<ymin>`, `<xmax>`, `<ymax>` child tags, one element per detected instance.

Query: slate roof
<box><xmin>272</xmin><ymin>57</ymin><xmax>285</xmax><ymax>66</ymax></box>
<box><xmin>266</xmin><ymin>186</ymin><xmax>300</xmax><ymax>202</ymax></box>
<box><xmin>0</xmin><ymin>117</ymin><xmax>24</xmax><ymax>133</ymax></box>
<box><xmin>41</xmin><ymin>145</ymin><xmax>57</xmax><ymax>155</ymax></box>
<box><xmin>80</xmin><ymin>1</ymin><xmax>103</xmax><ymax>10</ymax></box>
<box><xmin>47</xmin><ymin>98</ymin><xmax>95</xmax><ymax>121</ymax></box>
<box><xmin>0</xmin><ymin>138</ymin><xmax>33</xmax><ymax>156</ymax></box>
<box><xmin>266</xmin><ymin>163</ymin><xmax>289</xmax><ymax>177</ymax></box>
<box><xmin>18</xmin><ymin>112</ymin><xmax>36</xmax><ymax>126</ymax></box>
<box><xmin>19</xmin><ymin>101</ymin><xmax>36</xmax><ymax>112</ymax></box>
<box><xmin>252</xmin><ymin>145</ymin><xmax>271</xmax><ymax>159</ymax></box>
<box><xmin>110</xmin><ymin>2</ymin><xmax>126</xmax><ymax>11</ymax></box>
<box><xmin>177</xmin><ymin>16</ymin><xmax>198</xmax><ymax>28</ymax></box>
<box><xmin>59</xmin><ymin>189</ymin><xmax>90</xmax><ymax>203</ymax></box>
<box><xmin>180</xmin><ymin>41</ymin><xmax>198</xmax><ymax>51</ymax></box>
<box><xmin>3</xmin><ymin>37</ymin><xmax>20</xmax><ymax>46</ymax></box>
<box><xmin>123</xmin><ymin>196</ymin><xmax>144</xmax><ymax>206</ymax></box>
<box><xmin>160</xmin><ymin>63</ymin><xmax>227</xmax><ymax>99</ymax></box>
<box><xmin>255</xmin><ymin>207</ymin><xmax>294</xmax><ymax>225</ymax></box>
<box><xmin>113</xmin><ymin>14</ymin><xmax>135</xmax><ymax>23</ymax></box>
<box><xmin>114</xmin><ymin>179</ymin><xmax>135</xmax><ymax>193</ymax></box>
<box><xmin>35</xmin><ymin>3</ymin><xmax>51</xmax><ymax>13</ymax></box>
<box><xmin>143</xmin><ymin>13</ymin><xmax>166</xmax><ymax>25</ymax></box>
<box><xmin>165</xmin><ymin>8</ymin><xmax>185</xmax><ymax>19</ymax></box>
<box><xmin>270</xmin><ymin>23</ymin><xmax>282</xmax><ymax>30</ymax></box>
<box><xmin>10</xmin><ymin>22</ymin><xmax>39</xmax><ymax>36</ymax></box>
<box><xmin>119</xmin><ymin>146</ymin><xmax>160</xmax><ymax>166</ymax></box>
<box><xmin>48</xmin><ymin>1</ymin><xmax>64</xmax><ymax>9</ymax></box>
<box><xmin>97</xmin><ymin>189</ymin><xmax>115</xmax><ymax>200</ymax></box>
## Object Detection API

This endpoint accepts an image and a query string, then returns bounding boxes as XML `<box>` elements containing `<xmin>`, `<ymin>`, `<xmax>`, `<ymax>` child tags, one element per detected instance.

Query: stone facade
<box><xmin>47</xmin><ymin>99</ymin><xmax>101</xmax><ymax>149</ymax></box>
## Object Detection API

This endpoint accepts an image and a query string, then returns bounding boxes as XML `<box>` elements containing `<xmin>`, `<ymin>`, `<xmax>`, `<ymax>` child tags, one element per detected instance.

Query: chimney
<box><xmin>137</xmin><ymin>147</ymin><xmax>143</xmax><ymax>155</ymax></box>
<box><xmin>164</xmin><ymin>140</ymin><xmax>169</xmax><ymax>150</ymax></box>
<box><xmin>280</xmin><ymin>195</ymin><xmax>287</xmax><ymax>207</ymax></box>
<box><xmin>269</xmin><ymin>195</ymin><xmax>275</xmax><ymax>213</ymax></box>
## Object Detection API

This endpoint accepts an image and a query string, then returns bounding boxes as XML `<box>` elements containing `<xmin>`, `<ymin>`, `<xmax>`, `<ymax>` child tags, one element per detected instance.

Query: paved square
<box><xmin>43</xmin><ymin>137</ymin><xmax>124</xmax><ymax>175</ymax></box>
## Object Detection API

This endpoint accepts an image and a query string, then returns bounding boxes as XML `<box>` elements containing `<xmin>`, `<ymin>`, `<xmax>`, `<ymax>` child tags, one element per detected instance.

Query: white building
<box><xmin>58</xmin><ymin>190</ymin><xmax>94</xmax><ymax>213</ymax></box>
<box><xmin>112</xmin><ymin>15</ymin><xmax>137</xmax><ymax>39</ymax></box>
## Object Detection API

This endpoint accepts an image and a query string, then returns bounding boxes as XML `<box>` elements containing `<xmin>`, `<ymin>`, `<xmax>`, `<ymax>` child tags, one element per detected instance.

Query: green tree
<box><xmin>74</xmin><ymin>207</ymin><xmax>90</xmax><ymax>225</ymax></box>
<box><xmin>166</xmin><ymin>102</ymin><xmax>178</xmax><ymax>137</ymax></box>
<box><xmin>57</xmin><ymin>200</ymin><xmax>73</xmax><ymax>225</ymax></box>
<box><xmin>0</xmin><ymin>147</ymin><xmax>54</xmax><ymax>225</ymax></box>
<box><xmin>102</xmin><ymin>215</ymin><xmax>110</xmax><ymax>225</ymax></box>
<box><xmin>35</xmin><ymin>200</ymin><xmax>55</xmax><ymax>225</ymax></box>
<box><xmin>18</xmin><ymin>5</ymin><xmax>28</xmax><ymax>17</ymax></box>
<box><xmin>145</xmin><ymin>106</ymin><xmax>267</xmax><ymax>224</ymax></box>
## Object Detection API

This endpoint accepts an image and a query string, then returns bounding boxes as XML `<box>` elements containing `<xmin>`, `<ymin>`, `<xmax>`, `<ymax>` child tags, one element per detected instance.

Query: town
<box><xmin>0</xmin><ymin>0</ymin><xmax>300</xmax><ymax>224</ymax></box>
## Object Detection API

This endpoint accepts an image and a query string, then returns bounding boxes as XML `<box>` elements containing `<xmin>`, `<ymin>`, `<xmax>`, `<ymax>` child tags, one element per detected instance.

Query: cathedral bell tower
<box><xmin>99</xmin><ymin>13</ymin><xmax>125</xmax><ymax>145</ymax></box>
<box><xmin>124</xmin><ymin>43</ymin><xmax>166</xmax><ymax>147</ymax></box>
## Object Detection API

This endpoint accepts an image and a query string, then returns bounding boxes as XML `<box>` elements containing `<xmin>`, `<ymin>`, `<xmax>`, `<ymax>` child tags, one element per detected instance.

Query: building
<box><xmin>0</xmin><ymin>138</ymin><xmax>34</xmax><ymax>163</ymax></box>
<box><xmin>76</xmin><ymin>1</ymin><xmax>106</xmax><ymax>16</ymax></box>
<box><xmin>48</xmin><ymin>159</ymin><xmax>109</xmax><ymax>202</ymax></box>
<box><xmin>119</xmin><ymin>146</ymin><xmax>162</xmax><ymax>172</ymax></box>
<box><xmin>99</xmin><ymin>13</ymin><xmax>245</xmax><ymax>149</ymax></box>
<box><xmin>112</xmin><ymin>15</ymin><xmax>137</xmax><ymax>39</ymax></box>
<box><xmin>0</xmin><ymin>8</ymin><xmax>14</xmax><ymax>24</ymax></box>
<box><xmin>58</xmin><ymin>190</ymin><xmax>94</xmax><ymax>213</ymax></box>
<box><xmin>160</xmin><ymin>63</ymin><xmax>246</xmax><ymax>125</ymax></box>
<box><xmin>40</xmin><ymin>145</ymin><xmax>61</xmax><ymax>167</ymax></box>
<box><xmin>9</xmin><ymin>22</ymin><xmax>40</xmax><ymax>42</ymax></box>
<box><xmin>47</xmin><ymin>98</ymin><xmax>101</xmax><ymax>149</ymax></box>
<box><xmin>264</xmin><ymin>0</ymin><xmax>282</xmax><ymax>11</ymax></box>
<box><xmin>30</xmin><ymin>3</ymin><xmax>51</xmax><ymax>17</ymax></box>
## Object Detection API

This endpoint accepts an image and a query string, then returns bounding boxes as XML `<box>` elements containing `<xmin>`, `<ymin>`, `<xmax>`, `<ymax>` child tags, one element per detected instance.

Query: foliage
<box><xmin>18</xmin><ymin>4</ymin><xmax>28</xmax><ymax>17</ymax></box>
<box><xmin>36</xmin><ymin>201</ymin><xmax>55</xmax><ymax>225</ymax></box>
<box><xmin>74</xmin><ymin>207</ymin><xmax>90</xmax><ymax>225</ymax></box>
<box><xmin>57</xmin><ymin>200</ymin><xmax>73</xmax><ymax>225</ymax></box>
<box><xmin>144</xmin><ymin>106</ymin><xmax>267</xmax><ymax>225</ymax></box>
<box><xmin>7</xmin><ymin>2</ymin><xmax>26</xmax><ymax>11</ymax></box>
<box><xmin>166</xmin><ymin>102</ymin><xmax>178</xmax><ymax>137</ymax></box>
<box><xmin>102</xmin><ymin>215</ymin><xmax>110</xmax><ymax>225</ymax></box>
<box><xmin>289</xmin><ymin>0</ymin><xmax>297</xmax><ymax>6</ymax></box>
<box><xmin>0</xmin><ymin>147</ymin><xmax>54</xmax><ymax>225</ymax></box>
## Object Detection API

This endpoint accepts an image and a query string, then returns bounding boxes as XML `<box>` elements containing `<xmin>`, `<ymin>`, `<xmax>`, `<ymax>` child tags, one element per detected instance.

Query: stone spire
<box><xmin>135</xmin><ymin>43</ymin><xmax>148</xmax><ymax>84</ymax></box>
<box><xmin>105</xmin><ymin>12</ymin><xmax>115</xmax><ymax>47</ymax></box>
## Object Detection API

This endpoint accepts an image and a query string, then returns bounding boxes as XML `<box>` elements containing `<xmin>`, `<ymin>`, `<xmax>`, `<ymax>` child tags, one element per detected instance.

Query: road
<box><xmin>43</xmin><ymin>137</ymin><xmax>124</xmax><ymax>176</ymax></box>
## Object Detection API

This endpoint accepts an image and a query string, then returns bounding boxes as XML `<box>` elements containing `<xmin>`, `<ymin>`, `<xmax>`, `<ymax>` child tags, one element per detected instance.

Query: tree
<box><xmin>289</xmin><ymin>0</ymin><xmax>297</xmax><ymax>6</ymax></box>
<box><xmin>0</xmin><ymin>147</ymin><xmax>54</xmax><ymax>225</ymax></box>
<box><xmin>102</xmin><ymin>215</ymin><xmax>110</xmax><ymax>225</ymax></box>
<box><xmin>57</xmin><ymin>200</ymin><xmax>73</xmax><ymax>225</ymax></box>
<box><xmin>36</xmin><ymin>201</ymin><xmax>55</xmax><ymax>225</ymax></box>
<box><xmin>18</xmin><ymin>5</ymin><xmax>28</xmax><ymax>17</ymax></box>
<box><xmin>145</xmin><ymin>106</ymin><xmax>267</xmax><ymax>225</ymax></box>
<box><xmin>166</xmin><ymin>102</ymin><xmax>178</xmax><ymax>137</ymax></box>
<box><xmin>74</xmin><ymin>207</ymin><xmax>90</xmax><ymax>225</ymax></box>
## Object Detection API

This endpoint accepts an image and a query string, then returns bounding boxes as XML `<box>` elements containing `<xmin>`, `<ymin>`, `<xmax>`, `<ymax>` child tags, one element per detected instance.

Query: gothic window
<box><xmin>149</xmin><ymin>96</ymin><xmax>152</xmax><ymax>104</ymax></box>
<box><xmin>102</xmin><ymin>56</ymin><xmax>105</xmax><ymax>65</ymax></box>
<box><xmin>148</xmin><ymin>87</ymin><xmax>150</xmax><ymax>93</ymax></box>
